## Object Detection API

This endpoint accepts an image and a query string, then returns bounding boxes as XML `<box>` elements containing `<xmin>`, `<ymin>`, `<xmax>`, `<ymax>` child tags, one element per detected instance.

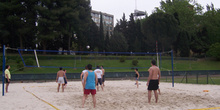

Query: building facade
<box><xmin>91</xmin><ymin>10</ymin><xmax>114</xmax><ymax>36</ymax></box>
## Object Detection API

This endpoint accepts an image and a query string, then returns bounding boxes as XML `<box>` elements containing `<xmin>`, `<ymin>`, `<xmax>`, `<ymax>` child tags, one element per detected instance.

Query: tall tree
<box><xmin>142</xmin><ymin>12</ymin><xmax>179</xmax><ymax>52</ymax></box>
<box><xmin>0</xmin><ymin>0</ymin><xmax>38</xmax><ymax>49</ymax></box>
<box><xmin>99</xmin><ymin>12</ymin><xmax>105</xmax><ymax>51</ymax></box>
<box><xmin>36</xmin><ymin>0</ymin><xmax>60</xmax><ymax>51</ymax></box>
<box><xmin>109</xmin><ymin>31</ymin><xmax>128</xmax><ymax>52</ymax></box>
<box><xmin>126</xmin><ymin>13</ymin><xmax>136</xmax><ymax>52</ymax></box>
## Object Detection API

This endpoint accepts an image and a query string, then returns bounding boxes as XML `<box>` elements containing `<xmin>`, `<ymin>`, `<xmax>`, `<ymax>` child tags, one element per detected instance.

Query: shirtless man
<box><xmin>147</xmin><ymin>60</ymin><xmax>161</xmax><ymax>103</ymax></box>
<box><xmin>56</xmin><ymin>67</ymin><xmax>67</xmax><ymax>92</ymax></box>
<box><xmin>101</xmin><ymin>66</ymin><xmax>105</xmax><ymax>87</ymax></box>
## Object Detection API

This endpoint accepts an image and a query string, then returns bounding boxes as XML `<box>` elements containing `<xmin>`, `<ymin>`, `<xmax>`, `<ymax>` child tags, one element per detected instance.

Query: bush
<box><xmin>120</xmin><ymin>56</ymin><xmax>126</xmax><ymax>62</ymax></box>
<box><xmin>132</xmin><ymin>59</ymin><xmax>138</xmax><ymax>66</ymax></box>
<box><xmin>207</xmin><ymin>43</ymin><xmax>220</xmax><ymax>60</ymax></box>
<box><xmin>25</xmin><ymin>58</ymin><xmax>34</xmax><ymax>65</ymax></box>
<box><xmin>17</xmin><ymin>62</ymin><xmax>24</xmax><ymax>71</ymax></box>
<box><xmin>16</xmin><ymin>57</ymin><xmax>22</xmax><ymax>63</ymax></box>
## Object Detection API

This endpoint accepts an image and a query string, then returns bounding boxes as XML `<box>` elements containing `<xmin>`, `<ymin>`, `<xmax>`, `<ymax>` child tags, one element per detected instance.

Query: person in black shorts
<box><xmin>147</xmin><ymin>60</ymin><xmax>161</xmax><ymax>103</ymax></box>
<box><xmin>94</xmin><ymin>66</ymin><xmax>103</xmax><ymax>91</ymax></box>
<box><xmin>101</xmin><ymin>66</ymin><xmax>105</xmax><ymax>86</ymax></box>
<box><xmin>5</xmin><ymin>65</ymin><xmax>11</xmax><ymax>93</ymax></box>
<box><xmin>134</xmin><ymin>68</ymin><xmax>140</xmax><ymax>88</ymax></box>
<box><xmin>63</xmin><ymin>69</ymin><xmax>68</xmax><ymax>88</ymax></box>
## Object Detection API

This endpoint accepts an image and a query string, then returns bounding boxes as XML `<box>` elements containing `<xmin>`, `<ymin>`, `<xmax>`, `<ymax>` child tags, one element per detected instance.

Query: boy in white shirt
<box><xmin>94</xmin><ymin>66</ymin><xmax>103</xmax><ymax>91</ymax></box>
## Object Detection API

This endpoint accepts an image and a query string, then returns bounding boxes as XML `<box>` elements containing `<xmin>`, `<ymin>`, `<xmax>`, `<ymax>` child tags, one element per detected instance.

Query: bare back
<box><xmin>148</xmin><ymin>66</ymin><xmax>160</xmax><ymax>80</ymax></box>
<box><xmin>57</xmin><ymin>70</ymin><xmax>64</xmax><ymax>77</ymax></box>
<box><xmin>101</xmin><ymin>69</ymin><xmax>105</xmax><ymax>75</ymax></box>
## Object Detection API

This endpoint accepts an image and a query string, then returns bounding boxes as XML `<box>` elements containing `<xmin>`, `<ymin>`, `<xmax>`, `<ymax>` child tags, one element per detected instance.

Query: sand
<box><xmin>0</xmin><ymin>80</ymin><xmax>220</xmax><ymax>110</ymax></box>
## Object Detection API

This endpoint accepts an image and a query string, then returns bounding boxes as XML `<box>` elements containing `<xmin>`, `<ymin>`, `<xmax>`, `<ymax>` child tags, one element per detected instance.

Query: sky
<box><xmin>91</xmin><ymin>0</ymin><xmax>220</xmax><ymax>26</ymax></box>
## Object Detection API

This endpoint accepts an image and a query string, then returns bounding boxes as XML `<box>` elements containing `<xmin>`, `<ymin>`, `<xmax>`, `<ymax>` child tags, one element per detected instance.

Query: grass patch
<box><xmin>160</xmin><ymin>75</ymin><xmax>220</xmax><ymax>85</ymax></box>
<box><xmin>2</xmin><ymin>54</ymin><xmax>220</xmax><ymax>74</ymax></box>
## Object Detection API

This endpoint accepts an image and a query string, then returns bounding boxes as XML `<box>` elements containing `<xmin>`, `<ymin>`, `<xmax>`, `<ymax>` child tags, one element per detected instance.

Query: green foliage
<box><xmin>176</xmin><ymin>30</ymin><xmax>190</xmax><ymax>57</ymax></box>
<box><xmin>25</xmin><ymin>58</ymin><xmax>34</xmax><ymax>66</ymax></box>
<box><xmin>207</xmin><ymin>43</ymin><xmax>220</xmax><ymax>60</ymax></box>
<box><xmin>142</xmin><ymin>12</ymin><xmax>179</xmax><ymax>52</ymax></box>
<box><xmin>16</xmin><ymin>57</ymin><xmax>22</xmax><ymax>63</ymax></box>
<box><xmin>132</xmin><ymin>59</ymin><xmax>138</xmax><ymax>66</ymax></box>
<box><xmin>109</xmin><ymin>31</ymin><xmax>128</xmax><ymax>52</ymax></box>
<box><xmin>120</xmin><ymin>56</ymin><xmax>126</xmax><ymax>63</ymax></box>
<box><xmin>17</xmin><ymin>62</ymin><xmax>24</xmax><ymax>71</ymax></box>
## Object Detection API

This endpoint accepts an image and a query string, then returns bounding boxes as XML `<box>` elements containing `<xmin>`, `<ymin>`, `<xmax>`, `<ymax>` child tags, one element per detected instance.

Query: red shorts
<box><xmin>84</xmin><ymin>89</ymin><xmax>96</xmax><ymax>95</ymax></box>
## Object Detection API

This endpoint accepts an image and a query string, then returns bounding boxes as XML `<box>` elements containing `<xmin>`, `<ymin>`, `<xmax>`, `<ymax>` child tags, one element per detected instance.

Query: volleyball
<box><xmin>86</xmin><ymin>45</ymin><xmax>90</xmax><ymax>49</ymax></box>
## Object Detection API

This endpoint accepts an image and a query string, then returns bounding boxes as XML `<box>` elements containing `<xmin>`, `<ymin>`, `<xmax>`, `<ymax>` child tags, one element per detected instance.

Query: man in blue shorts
<box><xmin>94</xmin><ymin>66</ymin><xmax>103</xmax><ymax>91</ymax></box>
<box><xmin>82</xmin><ymin>64</ymin><xmax>98</xmax><ymax>108</ymax></box>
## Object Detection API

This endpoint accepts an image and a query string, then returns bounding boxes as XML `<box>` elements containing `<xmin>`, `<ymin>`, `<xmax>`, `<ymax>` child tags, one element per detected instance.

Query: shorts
<box><xmin>135</xmin><ymin>77</ymin><xmax>139</xmax><ymax>81</ymax></box>
<box><xmin>148</xmin><ymin>80</ymin><xmax>159</xmax><ymax>90</ymax></box>
<box><xmin>64</xmin><ymin>77</ymin><xmax>67</xmax><ymax>84</ymax></box>
<box><xmin>97</xmin><ymin>78</ymin><xmax>102</xmax><ymax>86</ymax></box>
<box><xmin>84</xmin><ymin>89</ymin><xmax>96</xmax><ymax>95</ymax></box>
<box><xmin>5</xmin><ymin>78</ymin><xmax>10</xmax><ymax>83</ymax></box>
<box><xmin>102</xmin><ymin>75</ymin><xmax>105</xmax><ymax>82</ymax></box>
<box><xmin>57</xmin><ymin>77</ymin><xmax>65</xmax><ymax>84</ymax></box>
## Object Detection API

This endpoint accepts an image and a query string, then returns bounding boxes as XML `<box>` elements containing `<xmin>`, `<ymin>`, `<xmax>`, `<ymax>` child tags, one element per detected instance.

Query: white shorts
<box><xmin>58</xmin><ymin>77</ymin><xmax>64</xmax><ymax>84</ymax></box>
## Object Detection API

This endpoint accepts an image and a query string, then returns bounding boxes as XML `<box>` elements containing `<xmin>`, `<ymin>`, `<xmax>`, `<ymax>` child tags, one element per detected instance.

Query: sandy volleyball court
<box><xmin>0</xmin><ymin>80</ymin><xmax>220</xmax><ymax>110</ymax></box>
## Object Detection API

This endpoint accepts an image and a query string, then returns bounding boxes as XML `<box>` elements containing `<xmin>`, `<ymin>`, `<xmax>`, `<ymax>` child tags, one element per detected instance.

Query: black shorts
<box><xmin>64</xmin><ymin>77</ymin><xmax>67</xmax><ymax>84</ymax></box>
<box><xmin>102</xmin><ymin>75</ymin><xmax>105</xmax><ymax>82</ymax></box>
<box><xmin>5</xmin><ymin>78</ymin><xmax>10</xmax><ymax>83</ymax></box>
<box><xmin>148</xmin><ymin>80</ymin><xmax>159</xmax><ymax>90</ymax></box>
<box><xmin>97</xmin><ymin>78</ymin><xmax>102</xmax><ymax>86</ymax></box>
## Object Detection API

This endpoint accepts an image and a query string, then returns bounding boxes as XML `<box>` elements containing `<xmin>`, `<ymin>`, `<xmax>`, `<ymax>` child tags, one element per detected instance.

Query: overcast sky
<box><xmin>91</xmin><ymin>0</ymin><xmax>220</xmax><ymax>25</ymax></box>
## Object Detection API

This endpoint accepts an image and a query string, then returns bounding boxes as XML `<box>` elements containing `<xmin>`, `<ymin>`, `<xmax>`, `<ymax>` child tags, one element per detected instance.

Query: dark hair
<box><xmin>63</xmin><ymin>69</ymin><xmax>66</xmax><ymax>71</ymax></box>
<box><xmin>87</xmin><ymin>64</ymin><xmax>92</xmax><ymax>70</ymax></box>
<box><xmin>101</xmin><ymin>65</ymin><xmax>104</xmax><ymax>67</ymax></box>
<box><xmin>59</xmin><ymin>67</ymin><xmax>63</xmax><ymax>70</ymax></box>
<box><xmin>135</xmin><ymin>68</ymin><xmax>138</xmax><ymax>71</ymax></box>
<box><xmin>6</xmin><ymin>65</ymin><xmax>10</xmax><ymax>69</ymax></box>
<box><xmin>96</xmin><ymin>65</ymin><xmax>100</xmax><ymax>69</ymax></box>
<box><xmin>151</xmin><ymin>60</ymin><xmax>156</xmax><ymax>65</ymax></box>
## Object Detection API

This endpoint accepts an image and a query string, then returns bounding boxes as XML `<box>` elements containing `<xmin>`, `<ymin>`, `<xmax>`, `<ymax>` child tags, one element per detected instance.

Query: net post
<box><xmin>171</xmin><ymin>50</ymin><xmax>174</xmax><ymax>87</ymax></box>
<box><xmin>2</xmin><ymin>45</ymin><xmax>6</xmax><ymax>96</ymax></box>
<box><xmin>159</xmin><ymin>53</ymin><xmax>162</xmax><ymax>69</ymax></box>
<box><xmin>34</xmin><ymin>49</ymin><xmax>40</xmax><ymax>67</ymax></box>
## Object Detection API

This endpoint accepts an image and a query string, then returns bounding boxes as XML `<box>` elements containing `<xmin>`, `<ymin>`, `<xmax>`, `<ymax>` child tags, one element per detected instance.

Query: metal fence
<box><xmin>1</xmin><ymin>70</ymin><xmax>220</xmax><ymax>84</ymax></box>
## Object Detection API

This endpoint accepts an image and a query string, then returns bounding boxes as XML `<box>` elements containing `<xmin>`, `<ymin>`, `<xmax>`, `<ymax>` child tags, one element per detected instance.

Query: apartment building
<box><xmin>91</xmin><ymin>10</ymin><xmax>114</xmax><ymax>36</ymax></box>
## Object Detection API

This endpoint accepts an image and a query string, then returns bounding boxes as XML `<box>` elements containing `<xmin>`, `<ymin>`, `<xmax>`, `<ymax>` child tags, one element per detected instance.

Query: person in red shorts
<box><xmin>82</xmin><ymin>64</ymin><xmax>98</xmax><ymax>108</ymax></box>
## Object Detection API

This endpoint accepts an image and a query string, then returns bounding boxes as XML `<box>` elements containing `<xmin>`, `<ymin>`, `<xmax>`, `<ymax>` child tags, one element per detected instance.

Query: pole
<box><xmin>171</xmin><ymin>50</ymin><xmax>174</xmax><ymax>87</ymax></box>
<box><xmin>2</xmin><ymin>45</ymin><xmax>6</xmax><ymax>96</ymax></box>
<box><xmin>135</xmin><ymin>0</ymin><xmax>137</xmax><ymax>20</ymax></box>
<box><xmin>34</xmin><ymin>50</ymin><xmax>40</xmax><ymax>67</ymax></box>
<box><xmin>156</xmin><ymin>41</ymin><xmax>159</xmax><ymax>68</ymax></box>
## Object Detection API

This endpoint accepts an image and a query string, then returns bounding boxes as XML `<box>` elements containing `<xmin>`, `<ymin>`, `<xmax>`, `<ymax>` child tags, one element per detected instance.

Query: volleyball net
<box><xmin>1</xmin><ymin>45</ymin><xmax>174</xmax><ymax>95</ymax></box>
<box><xmin>3</xmin><ymin>47</ymin><xmax>173</xmax><ymax>71</ymax></box>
